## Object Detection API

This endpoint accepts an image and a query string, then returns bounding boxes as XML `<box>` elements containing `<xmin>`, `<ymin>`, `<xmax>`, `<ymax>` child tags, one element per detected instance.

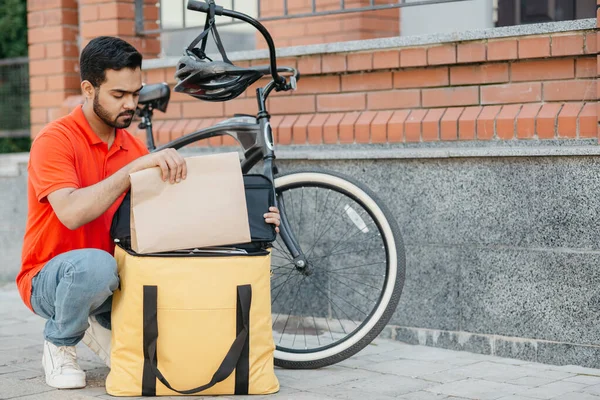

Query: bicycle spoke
<box><xmin>272</xmin><ymin>256</ymin><xmax>294</xmax><ymax>264</ymax></box>
<box><xmin>273</xmin><ymin>241</ymin><xmax>293</xmax><ymax>263</ymax></box>
<box><xmin>312</xmin><ymin>187</ymin><xmax>320</xmax><ymax>248</ymax></box>
<box><xmin>312</xmin><ymin>278</ymin><xmax>367</xmax><ymax>317</ymax></box>
<box><xmin>304</xmin><ymin>194</ymin><xmax>346</xmax><ymax>259</ymax></box>
<box><xmin>303</xmin><ymin>314</ymin><xmax>307</xmax><ymax>349</ymax></box>
<box><xmin>312</xmin><ymin>188</ymin><xmax>332</xmax><ymax>249</ymax></box>
<box><xmin>278</xmin><ymin>276</ymin><xmax>307</xmax><ymax>344</ymax></box>
<box><xmin>298</xmin><ymin>187</ymin><xmax>304</xmax><ymax>239</ymax></box>
<box><xmin>308</xmin><ymin>279</ymin><xmax>355</xmax><ymax>333</ymax></box>
<box><xmin>313</xmin><ymin>314</ymin><xmax>324</xmax><ymax>344</ymax></box>
<box><xmin>324</xmin><ymin>223</ymin><xmax>380</xmax><ymax>257</ymax></box>
<box><xmin>329</xmin><ymin>260</ymin><xmax>387</xmax><ymax>272</ymax></box>
<box><xmin>287</xmin><ymin>190</ymin><xmax>300</xmax><ymax>242</ymax></box>
<box><xmin>325</xmin><ymin>273</ymin><xmax>379</xmax><ymax>304</ymax></box>
<box><xmin>271</xmin><ymin>272</ymin><xmax>301</xmax><ymax>329</ymax></box>
<box><xmin>292</xmin><ymin>310</ymin><xmax>301</xmax><ymax>347</ymax></box>
<box><xmin>271</xmin><ymin>264</ymin><xmax>294</xmax><ymax>271</ymax></box>
<box><xmin>322</xmin><ymin>271</ymin><xmax>383</xmax><ymax>291</ymax></box>
<box><xmin>306</xmin><ymin>279</ymin><xmax>348</xmax><ymax>335</ymax></box>
<box><xmin>271</xmin><ymin>267</ymin><xmax>299</xmax><ymax>304</ymax></box>
<box><xmin>271</xmin><ymin>272</ymin><xmax>295</xmax><ymax>281</ymax></box>
<box><xmin>328</xmin><ymin>272</ymin><xmax>386</xmax><ymax>277</ymax></box>
<box><xmin>308</xmin><ymin>239</ymin><xmax>382</xmax><ymax>261</ymax></box>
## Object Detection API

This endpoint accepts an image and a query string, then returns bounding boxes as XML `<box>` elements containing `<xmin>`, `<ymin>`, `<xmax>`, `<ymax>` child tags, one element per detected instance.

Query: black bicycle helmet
<box><xmin>173</xmin><ymin>54</ymin><xmax>263</xmax><ymax>102</ymax></box>
<box><xmin>173</xmin><ymin>0</ymin><xmax>263</xmax><ymax>102</ymax></box>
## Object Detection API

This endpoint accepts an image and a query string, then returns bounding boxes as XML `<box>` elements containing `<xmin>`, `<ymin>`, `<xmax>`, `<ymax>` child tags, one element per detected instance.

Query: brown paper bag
<box><xmin>129</xmin><ymin>152</ymin><xmax>251</xmax><ymax>254</ymax></box>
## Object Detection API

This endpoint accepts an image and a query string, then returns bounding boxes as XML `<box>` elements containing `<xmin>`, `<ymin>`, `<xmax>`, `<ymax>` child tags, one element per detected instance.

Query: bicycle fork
<box><xmin>276</xmin><ymin>194</ymin><xmax>312</xmax><ymax>276</ymax></box>
<box><xmin>256</xmin><ymin>87</ymin><xmax>312</xmax><ymax>276</ymax></box>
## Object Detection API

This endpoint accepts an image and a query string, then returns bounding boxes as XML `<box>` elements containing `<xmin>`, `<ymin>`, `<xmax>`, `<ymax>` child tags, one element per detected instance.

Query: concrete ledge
<box><xmin>144</xmin><ymin>18</ymin><xmax>596</xmax><ymax>69</ymax></box>
<box><xmin>175</xmin><ymin>140</ymin><xmax>600</xmax><ymax>160</ymax></box>
<box><xmin>4</xmin><ymin>141</ymin><xmax>600</xmax><ymax>168</ymax></box>
<box><xmin>392</xmin><ymin>326</ymin><xmax>600</xmax><ymax>369</ymax></box>
<box><xmin>0</xmin><ymin>153</ymin><xmax>29</xmax><ymax>178</ymax></box>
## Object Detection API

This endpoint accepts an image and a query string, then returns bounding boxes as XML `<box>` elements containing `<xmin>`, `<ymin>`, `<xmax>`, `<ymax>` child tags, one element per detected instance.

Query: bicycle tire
<box><xmin>272</xmin><ymin>169</ymin><xmax>406</xmax><ymax>369</ymax></box>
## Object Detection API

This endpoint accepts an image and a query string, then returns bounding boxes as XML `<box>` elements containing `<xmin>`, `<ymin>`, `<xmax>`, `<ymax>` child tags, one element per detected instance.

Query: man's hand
<box><xmin>131</xmin><ymin>148</ymin><xmax>187</xmax><ymax>184</ymax></box>
<box><xmin>264</xmin><ymin>206</ymin><xmax>280</xmax><ymax>233</ymax></box>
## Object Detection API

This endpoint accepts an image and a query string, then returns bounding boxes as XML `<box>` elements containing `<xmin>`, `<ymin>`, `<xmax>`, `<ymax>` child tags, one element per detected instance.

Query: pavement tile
<box><xmin>504</xmin><ymin>376</ymin><xmax>558</xmax><ymax>387</ymax></box>
<box><xmin>306</xmin><ymin>384</ymin><xmax>398</xmax><ymax>400</ymax></box>
<box><xmin>397</xmin><ymin>392</ymin><xmax>461</xmax><ymax>399</ymax></box>
<box><xmin>0</xmin><ymin>366</ymin><xmax>20</xmax><ymax>375</ymax></box>
<box><xmin>363</xmin><ymin>358</ymin><xmax>454</xmax><ymax>377</ymax></box>
<box><xmin>330</xmin><ymin>373</ymin><xmax>433</xmax><ymax>397</ymax></box>
<box><xmin>553</xmin><ymin>366</ymin><xmax>600</xmax><ymax>376</ymax></box>
<box><xmin>551</xmin><ymin>393</ymin><xmax>600</xmax><ymax>400</ymax></box>
<box><xmin>519</xmin><ymin>381</ymin><xmax>589</xmax><ymax>399</ymax></box>
<box><xmin>582</xmin><ymin>384</ymin><xmax>600</xmax><ymax>396</ymax></box>
<box><xmin>10</xmin><ymin>391</ymin><xmax>99</xmax><ymax>400</ymax></box>
<box><xmin>419</xmin><ymin>369</ymin><xmax>474</xmax><ymax>384</ymax></box>
<box><xmin>0</xmin><ymin>376</ymin><xmax>53</xmax><ymax>399</ymax></box>
<box><xmin>0</xmin><ymin>338</ymin><xmax>40</xmax><ymax>352</ymax></box>
<box><xmin>2</xmin><ymin>286</ymin><xmax>600</xmax><ymax>400</ymax></box>
<box><xmin>363</xmin><ymin>346</ymin><xmax>482</xmax><ymax>366</ymax></box>
<box><xmin>235</xmin><ymin>385</ymin><xmax>303</xmax><ymax>400</ymax></box>
<box><xmin>0</xmin><ymin>369</ymin><xmax>41</xmax><ymax>380</ymax></box>
<box><xmin>519</xmin><ymin>368</ymin><xmax>576</xmax><ymax>381</ymax></box>
<box><xmin>425</xmin><ymin>378</ymin><xmax>528</xmax><ymax>399</ymax></box>
<box><xmin>563</xmin><ymin>375</ymin><xmax>600</xmax><ymax>386</ymax></box>
<box><xmin>444</xmin><ymin>362</ymin><xmax>548</xmax><ymax>383</ymax></box>
<box><xmin>275</xmin><ymin>366</ymin><xmax>382</xmax><ymax>390</ymax></box>
<box><xmin>249</xmin><ymin>391</ymin><xmax>337</xmax><ymax>400</ymax></box>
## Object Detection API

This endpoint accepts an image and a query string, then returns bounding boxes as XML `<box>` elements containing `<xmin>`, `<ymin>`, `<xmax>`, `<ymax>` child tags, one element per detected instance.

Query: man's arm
<box><xmin>48</xmin><ymin>148</ymin><xmax>187</xmax><ymax>230</ymax></box>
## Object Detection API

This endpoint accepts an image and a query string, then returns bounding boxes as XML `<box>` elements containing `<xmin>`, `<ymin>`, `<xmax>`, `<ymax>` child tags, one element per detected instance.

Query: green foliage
<box><xmin>0</xmin><ymin>137</ymin><xmax>31</xmax><ymax>153</ymax></box>
<box><xmin>0</xmin><ymin>0</ymin><xmax>29</xmax><ymax>154</ymax></box>
<box><xmin>0</xmin><ymin>0</ymin><xmax>28</xmax><ymax>59</ymax></box>
<box><xmin>0</xmin><ymin>64</ymin><xmax>30</xmax><ymax>131</ymax></box>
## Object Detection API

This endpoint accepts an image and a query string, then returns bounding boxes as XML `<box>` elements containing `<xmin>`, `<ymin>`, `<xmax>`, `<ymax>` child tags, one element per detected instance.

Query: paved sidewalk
<box><xmin>2</xmin><ymin>283</ymin><xmax>600</xmax><ymax>400</ymax></box>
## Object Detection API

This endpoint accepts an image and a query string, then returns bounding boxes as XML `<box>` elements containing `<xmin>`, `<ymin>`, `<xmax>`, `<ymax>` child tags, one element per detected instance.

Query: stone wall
<box><xmin>5</xmin><ymin>142</ymin><xmax>600</xmax><ymax>367</ymax></box>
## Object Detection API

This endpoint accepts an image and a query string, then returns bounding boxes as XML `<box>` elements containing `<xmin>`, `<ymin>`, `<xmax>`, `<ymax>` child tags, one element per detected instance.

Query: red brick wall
<box><xmin>259</xmin><ymin>0</ymin><xmax>400</xmax><ymax>48</ymax></box>
<box><xmin>142</xmin><ymin>30</ymin><xmax>598</xmax><ymax>146</ymax></box>
<box><xmin>27</xmin><ymin>2</ymin><xmax>598</xmax><ymax>145</ymax></box>
<box><xmin>27</xmin><ymin>0</ymin><xmax>80</xmax><ymax>135</ymax></box>
<box><xmin>79</xmin><ymin>0</ymin><xmax>160</xmax><ymax>57</ymax></box>
<box><xmin>27</xmin><ymin>0</ymin><xmax>160</xmax><ymax>136</ymax></box>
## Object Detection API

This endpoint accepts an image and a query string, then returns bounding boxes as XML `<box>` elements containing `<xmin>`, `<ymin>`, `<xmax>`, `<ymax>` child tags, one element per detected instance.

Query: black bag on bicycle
<box><xmin>110</xmin><ymin>174</ymin><xmax>277</xmax><ymax>252</ymax></box>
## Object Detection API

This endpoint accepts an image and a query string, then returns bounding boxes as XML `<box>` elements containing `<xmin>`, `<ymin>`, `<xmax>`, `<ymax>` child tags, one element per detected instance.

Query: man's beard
<box><xmin>93</xmin><ymin>92</ymin><xmax>134</xmax><ymax>129</ymax></box>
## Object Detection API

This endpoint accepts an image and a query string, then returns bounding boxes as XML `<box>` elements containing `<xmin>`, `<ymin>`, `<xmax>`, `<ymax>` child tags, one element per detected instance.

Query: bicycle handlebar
<box><xmin>187</xmin><ymin>0</ymin><xmax>286</xmax><ymax>88</ymax></box>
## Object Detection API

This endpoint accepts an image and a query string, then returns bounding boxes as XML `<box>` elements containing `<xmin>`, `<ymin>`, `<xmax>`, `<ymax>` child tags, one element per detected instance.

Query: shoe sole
<box><xmin>45</xmin><ymin>376</ymin><xmax>86</xmax><ymax>389</ymax></box>
<box><xmin>82</xmin><ymin>332</ymin><xmax>111</xmax><ymax>368</ymax></box>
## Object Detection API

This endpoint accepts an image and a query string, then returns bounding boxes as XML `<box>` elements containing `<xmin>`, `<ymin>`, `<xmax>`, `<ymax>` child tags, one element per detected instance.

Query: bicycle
<box><xmin>134</xmin><ymin>0</ymin><xmax>406</xmax><ymax>370</ymax></box>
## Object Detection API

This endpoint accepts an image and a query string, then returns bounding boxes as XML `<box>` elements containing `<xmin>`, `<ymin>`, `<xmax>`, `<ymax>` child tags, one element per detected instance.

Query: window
<box><xmin>496</xmin><ymin>0</ymin><xmax>596</xmax><ymax>26</ymax></box>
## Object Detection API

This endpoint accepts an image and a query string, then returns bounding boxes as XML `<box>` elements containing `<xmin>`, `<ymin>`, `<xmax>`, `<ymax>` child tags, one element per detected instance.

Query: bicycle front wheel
<box><xmin>271</xmin><ymin>169</ymin><xmax>406</xmax><ymax>369</ymax></box>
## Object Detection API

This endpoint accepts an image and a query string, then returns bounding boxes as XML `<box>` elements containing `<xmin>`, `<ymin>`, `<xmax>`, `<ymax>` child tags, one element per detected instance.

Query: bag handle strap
<box><xmin>142</xmin><ymin>284</ymin><xmax>251</xmax><ymax>395</ymax></box>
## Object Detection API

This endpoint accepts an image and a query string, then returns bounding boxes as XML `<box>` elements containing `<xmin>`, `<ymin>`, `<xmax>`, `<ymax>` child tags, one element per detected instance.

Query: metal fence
<box><xmin>136</xmin><ymin>0</ymin><xmax>468</xmax><ymax>34</ymax></box>
<box><xmin>0</xmin><ymin>57</ymin><xmax>29</xmax><ymax>138</ymax></box>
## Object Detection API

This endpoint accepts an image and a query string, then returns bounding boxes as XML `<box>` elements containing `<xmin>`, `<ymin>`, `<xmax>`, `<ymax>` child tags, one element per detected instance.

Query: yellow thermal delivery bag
<box><xmin>105</xmin><ymin>245</ymin><xmax>280</xmax><ymax>396</ymax></box>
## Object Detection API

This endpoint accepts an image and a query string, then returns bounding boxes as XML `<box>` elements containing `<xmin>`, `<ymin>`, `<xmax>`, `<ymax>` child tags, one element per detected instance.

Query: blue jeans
<box><xmin>30</xmin><ymin>249</ymin><xmax>119</xmax><ymax>347</ymax></box>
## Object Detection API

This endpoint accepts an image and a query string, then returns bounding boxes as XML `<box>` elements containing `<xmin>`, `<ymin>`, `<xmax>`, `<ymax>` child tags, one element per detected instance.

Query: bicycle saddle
<box><xmin>138</xmin><ymin>83</ymin><xmax>170</xmax><ymax>112</ymax></box>
<box><xmin>173</xmin><ymin>56</ymin><xmax>263</xmax><ymax>102</ymax></box>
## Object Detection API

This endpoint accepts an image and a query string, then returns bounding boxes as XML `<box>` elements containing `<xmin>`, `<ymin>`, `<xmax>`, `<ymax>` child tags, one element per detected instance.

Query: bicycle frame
<box><xmin>138</xmin><ymin>0</ymin><xmax>309</xmax><ymax>271</ymax></box>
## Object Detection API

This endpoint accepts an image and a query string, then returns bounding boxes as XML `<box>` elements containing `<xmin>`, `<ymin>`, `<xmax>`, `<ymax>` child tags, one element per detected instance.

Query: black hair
<box><xmin>80</xmin><ymin>36</ymin><xmax>143</xmax><ymax>87</ymax></box>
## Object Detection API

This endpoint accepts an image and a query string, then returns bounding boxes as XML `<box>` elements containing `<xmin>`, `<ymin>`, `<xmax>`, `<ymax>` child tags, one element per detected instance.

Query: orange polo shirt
<box><xmin>17</xmin><ymin>105</ymin><xmax>149</xmax><ymax>312</ymax></box>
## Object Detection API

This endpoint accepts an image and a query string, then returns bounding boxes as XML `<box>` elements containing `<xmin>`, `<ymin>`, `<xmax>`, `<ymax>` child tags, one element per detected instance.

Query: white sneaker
<box><xmin>42</xmin><ymin>340</ymin><xmax>86</xmax><ymax>389</ymax></box>
<box><xmin>82</xmin><ymin>316</ymin><xmax>111</xmax><ymax>368</ymax></box>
